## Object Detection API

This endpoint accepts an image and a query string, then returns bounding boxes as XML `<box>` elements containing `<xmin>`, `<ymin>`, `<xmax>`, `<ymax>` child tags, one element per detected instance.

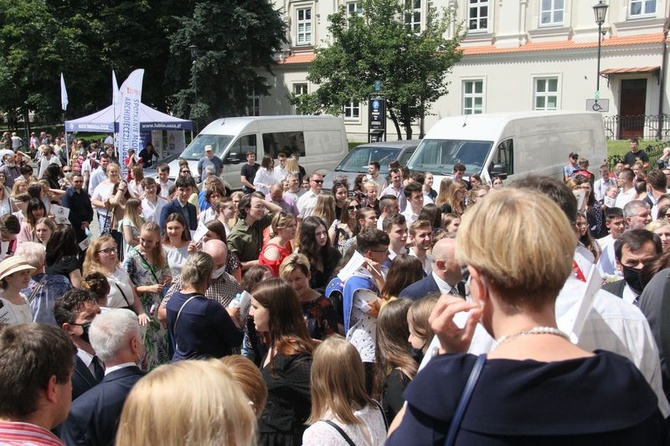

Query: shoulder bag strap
<box><xmin>114</xmin><ymin>282</ymin><xmax>132</xmax><ymax>308</ymax></box>
<box><xmin>322</xmin><ymin>420</ymin><xmax>356</xmax><ymax>446</ymax></box>
<box><xmin>373</xmin><ymin>399</ymin><xmax>389</xmax><ymax>430</ymax></box>
<box><xmin>173</xmin><ymin>294</ymin><xmax>202</xmax><ymax>352</ymax></box>
<box><xmin>133</xmin><ymin>248</ymin><xmax>161</xmax><ymax>284</ymax></box>
<box><xmin>444</xmin><ymin>354</ymin><xmax>486</xmax><ymax>446</ymax></box>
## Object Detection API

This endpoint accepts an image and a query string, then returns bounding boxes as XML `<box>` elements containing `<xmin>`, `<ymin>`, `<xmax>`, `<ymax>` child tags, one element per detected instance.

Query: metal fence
<box><xmin>608</xmin><ymin>139</ymin><xmax>670</xmax><ymax>169</ymax></box>
<box><xmin>602</xmin><ymin>114</ymin><xmax>670</xmax><ymax>141</ymax></box>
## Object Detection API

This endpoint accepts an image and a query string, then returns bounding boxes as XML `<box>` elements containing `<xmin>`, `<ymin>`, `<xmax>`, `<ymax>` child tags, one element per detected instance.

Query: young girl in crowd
<box><xmin>118</xmin><ymin>198</ymin><xmax>144</xmax><ymax>258</ymax></box>
<box><xmin>162</xmin><ymin>213</ymin><xmax>193</xmax><ymax>277</ymax></box>
<box><xmin>298</xmin><ymin>216</ymin><xmax>341</xmax><ymax>293</ymax></box>
<box><xmin>34</xmin><ymin>217</ymin><xmax>56</xmax><ymax>246</ymax></box>
<box><xmin>380</xmin><ymin>255</ymin><xmax>424</xmax><ymax>301</ymax></box>
<box><xmin>374</xmin><ymin>299</ymin><xmax>417</xmax><ymax>423</ymax></box>
<box><xmin>259</xmin><ymin>212</ymin><xmax>297</xmax><ymax>277</ymax></box>
<box><xmin>407</xmin><ymin>294</ymin><xmax>439</xmax><ymax>363</ymax></box>
<box><xmin>332</xmin><ymin>197</ymin><xmax>360</xmax><ymax>254</ymax></box>
<box><xmin>250</xmin><ymin>279</ymin><xmax>315</xmax><ymax>446</ymax></box>
<box><xmin>17</xmin><ymin>198</ymin><xmax>47</xmax><ymax>243</ymax></box>
<box><xmin>303</xmin><ymin>336</ymin><xmax>387</xmax><ymax>446</ymax></box>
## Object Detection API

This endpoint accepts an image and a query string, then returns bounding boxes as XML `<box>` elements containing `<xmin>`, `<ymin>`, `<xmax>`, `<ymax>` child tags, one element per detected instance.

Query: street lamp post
<box><xmin>189</xmin><ymin>44</ymin><xmax>199</xmax><ymax>133</ymax></box>
<box><xmin>593</xmin><ymin>1</ymin><xmax>609</xmax><ymax>105</ymax></box>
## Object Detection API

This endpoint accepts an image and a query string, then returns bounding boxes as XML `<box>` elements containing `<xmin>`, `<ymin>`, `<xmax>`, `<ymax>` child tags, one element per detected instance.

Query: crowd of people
<box><xmin>2</xmin><ymin>131</ymin><xmax>670</xmax><ymax>445</ymax></box>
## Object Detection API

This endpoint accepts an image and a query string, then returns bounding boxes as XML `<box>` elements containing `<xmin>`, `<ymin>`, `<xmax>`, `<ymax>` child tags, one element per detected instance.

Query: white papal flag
<box><xmin>60</xmin><ymin>73</ymin><xmax>68</xmax><ymax>111</ymax></box>
<box><xmin>116</xmin><ymin>69</ymin><xmax>144</xmax><ymax>179</ymax></box>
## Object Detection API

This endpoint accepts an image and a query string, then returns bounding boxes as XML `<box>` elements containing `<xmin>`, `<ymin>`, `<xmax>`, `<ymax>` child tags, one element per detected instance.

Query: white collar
<box><xmin>105</xmin><ymin>362</ymin><xmax>136</xmax><ymax>376</ymax></box>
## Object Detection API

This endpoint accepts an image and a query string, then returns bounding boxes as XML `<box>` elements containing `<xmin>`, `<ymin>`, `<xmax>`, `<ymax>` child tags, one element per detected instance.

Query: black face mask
<box><xmin>622</xmin><ymin>265</ymin><xmax>644</xmax><ymax>295</ymax></box>
<box><xmin>79</xmin><ymin>322</ymin><xmax>92</xmax><ymax>344</ymax></box>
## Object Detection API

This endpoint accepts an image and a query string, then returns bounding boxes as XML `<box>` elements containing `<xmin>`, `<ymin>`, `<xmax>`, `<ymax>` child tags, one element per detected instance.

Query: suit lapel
<box><xmin>74</xmin><ymin>356</ymin><xmax>98</xmax><ymax>387</ymax></box>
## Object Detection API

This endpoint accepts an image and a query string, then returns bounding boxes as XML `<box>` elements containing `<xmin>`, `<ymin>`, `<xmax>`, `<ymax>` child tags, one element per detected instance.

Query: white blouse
<box><xmin>106</xmin><ymin>268</ymin><xmax>136</xmax><ymax>308</ymax></box>
<box><xmin>164</xmin><ymin>244</ymin><xmax>190</xmax><ymax>277</ymax></box>
<box><xmin>302</xmin><ymin>405</ymin><xmax>387</xmax><ymax>446</ymax></box>
<box><xmin>0</xmin><ymin>294</ymin><xmax>33</xmax><ymax>325</ymax></box>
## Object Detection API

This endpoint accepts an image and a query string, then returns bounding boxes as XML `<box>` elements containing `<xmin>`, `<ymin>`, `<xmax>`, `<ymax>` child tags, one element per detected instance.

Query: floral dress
<box><xmin>122</xmin><ymin>247</ymin><xmax>171</xmax><ymax>370</ymax></box>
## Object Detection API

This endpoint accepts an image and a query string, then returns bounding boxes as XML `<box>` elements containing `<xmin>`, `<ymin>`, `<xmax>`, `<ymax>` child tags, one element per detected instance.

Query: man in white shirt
<box><xmin>283</xmin><ymin>173</ymin><xmax>304</xmax><ymax>204</ymax></box>
<box><xmin>596</xmin><ymin>207</ymin><xmax>626</xmax><ymax>278</ymax></box>
<box><xmin>408</xmin><ymin>219</ymin><xmax>433</xmax><ymax>276</ymax></box>
<box><xmin>366</xmin><ymin>161</ymin><xmax>387</xmax><ymax>193</ymax></box>
<box><xmin>401</xmin><ymin>182</ymin><xmax>423</xmax><ymax>227</ymax></box>
<box><xmin>273</xmin><ymin>152</ymin><xmax>289</xmax><ymax>183</ymax></box>
<box><xmin>593</xmin><ymin>164</ymin><xmax>614</xmax><ymax>202</ymax></box>
<box><xmin>615</xmin><ymin>168</ymin><xmax>636</xmax><ymax>209</ymax></box>
<box><xmin>380</xmin><ymin>168</ymin><xmax>406</xmax><ymax>211</ymax></box>
<box><xmin>157</xmin><ymin>163</ymin><xmax>174</xmax><ymax>200</ymax></box>
<box><xmin>382</xmin><ymin>213</ymin><xmax>408</xmax><ymax>261</ymax></box>
<box><xmin>10</xmin><ymin>132</ymin><xmax>22</xmax><ymax>151</ymax></box>
<box><xmin>87</xmin><ymin>153</ymin><xmax>110</xmax><ymax>195</ymax></box>
<box><xmin>297</xmin><ymin>173</ymin><xmax>323</xmax><ymax>218</ymax></box>
<box><xmin>645</xmin><ymin>169</ymin><xmax>667</xmax><ymax>219</ymax></box>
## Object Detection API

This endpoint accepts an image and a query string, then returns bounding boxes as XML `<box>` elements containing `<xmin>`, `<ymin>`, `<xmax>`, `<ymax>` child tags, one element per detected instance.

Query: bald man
<box><xmin>399</xmin><ymin>236</ymin><xmax>464</xmax><ymax>301</ymax></box>
<box><xmin>158</xmin><ymin>240</ymin><xmax>241</xmax><ymax>325</ymax></box>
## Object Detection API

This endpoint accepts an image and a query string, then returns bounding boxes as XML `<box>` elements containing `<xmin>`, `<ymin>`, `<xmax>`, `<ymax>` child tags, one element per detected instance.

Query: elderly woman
<box><xmin>0</xmin><ymin>255</ymin><xmax>35</xmax><ymax>324</ymax></box>
<box><xmin>388</xmin><ymin>188</ymin><xmax>668</xmax><ymax>445</ymax></box>
<box><xmin>166</xmin><ymin>251</ymin><xmax>243</xmax><ymax>362</ymax></box>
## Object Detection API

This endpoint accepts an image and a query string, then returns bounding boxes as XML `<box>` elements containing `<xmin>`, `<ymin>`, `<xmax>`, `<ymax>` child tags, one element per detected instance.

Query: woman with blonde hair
<box><xmin>434</xmin><ymin>177</ymin><xmax>452</xmax><ymax>209</ymax></box>
<box><xmin>303</xmin><ymin>336</ymin><xmax>387</xmax><ymax>446</ymax></box>
<box><xmin>249</xmin><ymin>278</ymin><xmax>315</xmax><ymax>445</ymax></box>
<box><xmin>122</xmin><ymin>221</ymin><xmax>171</xmax><ymax>369</ymax></box>
<box><xmin>219</xmin><ymin>355</ymin><xmax>269</xmax><ymax>418</ymax></box>
<box><xmin>647</xmin><ymin>219</ymin><xmax>670</xmax><ymax>252</ymax></box>
<box><xmin>388</xmin><ymin>188</ymin><xmax>668</xmax><ymax>444</ymax></box>
<box><xmin>127</xmin><ymin>165</ymin><xmax>144</xmax><ymax>198</ymax></box>
<box><xmin>259</xmin><ymin>212</ymin><xmax>297</xmax><ymax>277</ymax></box>
<box><xmin>34</xmin><ymin>217</ymin><xmax>56</xmax><ymax>245</ymax></box>
<box><xmin>279</xmin><ymin>253</ymin><xmax>338</xmax><ymax>340</ymax></box>
<box><xmin>83</xmin><ymin>235</ymin><xmax>149</xmax><ymax>325</ymax></box>
<box><xmin>116</xmin><ymin>359</ymin><xmax>257</xmax><ymax>446</ymax></box>
<box><xmin>439</xmin><ymin>180</ymin><xmax>467</xmax><ymax>216</ymax></box>
<box><xmin>118</xmin><ymin>198</ymin><xmax>144</xmax><ymax>258</ymax></box>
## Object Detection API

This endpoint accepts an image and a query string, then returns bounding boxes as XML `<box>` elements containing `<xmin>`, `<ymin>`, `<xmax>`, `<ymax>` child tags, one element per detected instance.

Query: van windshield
<box><xmin>407</xmin><ymin>139</ymin><xmax>493</xmax><ymax>175</ymax></box>
<box><xmin>180</xmin><ymin>134</ymin><xmax>235</xmax><ymax>160</ymax></box>
<box><xmin>335</xmin><ymin>147</ymin><xmax>401</xmax><ymax>174</ymax></box>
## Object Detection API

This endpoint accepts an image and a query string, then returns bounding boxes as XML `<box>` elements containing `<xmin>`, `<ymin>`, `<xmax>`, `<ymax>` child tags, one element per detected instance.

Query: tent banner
<box><xmin>116</xmin><ymin>69</ymin><xmax>144</xmax><ymax>179</ymax></box>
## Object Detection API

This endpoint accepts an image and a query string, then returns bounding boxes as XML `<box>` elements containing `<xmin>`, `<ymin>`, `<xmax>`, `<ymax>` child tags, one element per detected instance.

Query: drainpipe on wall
<box><xmin>658</xmin><ymin>23</ymin><xmax>668</xmax><ymax>140</ymax></box>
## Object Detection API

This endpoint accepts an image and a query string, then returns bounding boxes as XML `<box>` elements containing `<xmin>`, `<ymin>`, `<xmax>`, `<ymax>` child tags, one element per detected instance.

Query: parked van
<box><xmin>167</xmin><ymin>115</ymin><xmax>348</xmax><ymax>191</ymax></box>
<box><xmin>406</xmin><ymin>111</ymin><xmax>607</xmax><ymax>185</ymax></box>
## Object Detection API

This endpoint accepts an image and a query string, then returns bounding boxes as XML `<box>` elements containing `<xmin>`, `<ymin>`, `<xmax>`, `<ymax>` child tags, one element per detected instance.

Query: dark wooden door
<box><xmin>619</xmin><ymin>78</ymin><xmax>646</xmax><ymax>139</ymax></box>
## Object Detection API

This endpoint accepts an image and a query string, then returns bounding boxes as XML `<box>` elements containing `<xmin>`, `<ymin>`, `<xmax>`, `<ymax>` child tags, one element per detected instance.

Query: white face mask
<box><xmin>211</xmin><ymin>265</ymin><xmax>226</xmax><ymax>279</ymax></box>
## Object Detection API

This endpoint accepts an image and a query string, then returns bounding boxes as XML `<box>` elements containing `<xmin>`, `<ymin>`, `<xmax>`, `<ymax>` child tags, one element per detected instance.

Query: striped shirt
<box><xmin>0</xmin><ymin>421</ymin><xmax>65</xmax><ymax>446</ymax></box>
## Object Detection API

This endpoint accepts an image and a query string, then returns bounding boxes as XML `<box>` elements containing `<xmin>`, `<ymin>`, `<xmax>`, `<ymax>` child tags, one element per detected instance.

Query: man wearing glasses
<box><xmin>297</xmin><ymin>173</ymin><xmax>323</xmax><ymax>219</ymax></box>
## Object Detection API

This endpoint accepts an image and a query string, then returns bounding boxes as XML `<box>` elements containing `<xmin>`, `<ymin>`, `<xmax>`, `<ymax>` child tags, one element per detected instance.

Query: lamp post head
<box><xmin>593</xmin><ymin>0</ymin><xmax>609</xmax><ymax>26</ymax></box>
<box><xmin>189</xmin><ymin>44</ymin><xmax>198</xmax><ymax>60</ymax></box>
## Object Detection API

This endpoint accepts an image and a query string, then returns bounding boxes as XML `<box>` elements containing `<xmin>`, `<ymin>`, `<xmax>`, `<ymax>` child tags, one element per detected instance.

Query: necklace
<box><xmin>490</xmin><ymin>326</ymin><xmax>571</xmax><ymax>352</ymax></box>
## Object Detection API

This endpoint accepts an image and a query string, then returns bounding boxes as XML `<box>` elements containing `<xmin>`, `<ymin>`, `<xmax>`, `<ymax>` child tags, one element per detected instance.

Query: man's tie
<box><xmin>92</xmin><ymin>356</ymin><xmax>105</xmax><ymax>382</ymax></box>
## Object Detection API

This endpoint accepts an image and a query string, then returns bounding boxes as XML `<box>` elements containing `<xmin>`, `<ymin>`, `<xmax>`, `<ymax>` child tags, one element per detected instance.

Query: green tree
<box><xmin>166</xmin><ymin>0</ymin><xmax>286</xmax><ymax>125</ymax></box>
<box><xmin>293</xmin><ymin>0</ymin><xmax>464</xmax><ymax>139</ymax></box>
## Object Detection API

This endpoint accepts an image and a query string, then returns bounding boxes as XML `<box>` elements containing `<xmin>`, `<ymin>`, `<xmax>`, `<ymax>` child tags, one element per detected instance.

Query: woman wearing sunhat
<box><xmin>0</xmin><ymin>256</ymin><xmax>36</xmax><ymax>324</ymax></box>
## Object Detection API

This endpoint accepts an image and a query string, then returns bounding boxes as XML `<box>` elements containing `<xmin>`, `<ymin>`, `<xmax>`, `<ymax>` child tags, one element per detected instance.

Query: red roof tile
<box><xmin>277</xmin><ymin>53</ymin><xmax>316</xmax><ymax>65</ymax></box>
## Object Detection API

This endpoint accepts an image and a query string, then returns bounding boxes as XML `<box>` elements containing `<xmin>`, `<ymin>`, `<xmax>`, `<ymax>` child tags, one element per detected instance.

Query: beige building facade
<box><xmin>259</xmin><ymin>1</ymin><xmax>669</xmax><ymax>141</ymax></box>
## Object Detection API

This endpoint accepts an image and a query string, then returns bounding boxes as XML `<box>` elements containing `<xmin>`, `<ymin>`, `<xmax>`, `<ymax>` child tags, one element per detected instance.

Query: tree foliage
<box><xmin>293</xmin><ymin>0</ymin><xmax>465</xmax><ymax>139</ymax></box>
<box><xmin>0</xmin><ymin>0</ymin><xmax>284</xmax><ymax>131</ymax></box>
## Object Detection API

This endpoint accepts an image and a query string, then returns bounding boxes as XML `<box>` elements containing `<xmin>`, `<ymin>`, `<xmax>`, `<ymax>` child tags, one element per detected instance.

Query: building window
<box><xmin>540</xmin><ymin>0</ymin><xmax>564</xmax><ymax>26</ymax></box>
<box><xmin>343</xmin><ymin>100</ymin><xmax>360</xmax><ymax>120</ymax></box>
<box><xmin>296</xmin><ymin>7</ymin><xmax>312</xmax><ymax>46</ymax></box>
<box><xmin>534</xmin><ymin>77</ymin><xmax>559</xmax><ymax>111</ymax></box>
<box><xmin>463</xmin><ymin>80</ymin><xmax>484</xmax><ymax>114</ymax></box>
<box><xmin>629</xmin><ymin>0</ymin><xmax>656</xmax><ymax>17</ymax></box>
<box><xmin>468</xmin><ymin>0</ymin><xmax>488</xmax><ymax>32</ymax></box>
<box><xmin>347</xmin><ymin>1</ymin><xmax>362</xmax><ymax>17</ymax></box>
<box><xmin>246</xmin><ymin>94</ymin><xmax>260</xmax><ymax>116</ymax></box>
<box><xmin>292</xmin><ymin>83</ymin><xmax>308</xmax><ymax>114</ymax></box>
<box><xmin>404</xmin><ymin>0</ymin><xmax>421</xmax><ymax>32</ymax></box>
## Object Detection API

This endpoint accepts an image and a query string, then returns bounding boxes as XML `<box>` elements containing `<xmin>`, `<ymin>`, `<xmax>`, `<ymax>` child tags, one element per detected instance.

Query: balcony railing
<box><xmin>602</xmin><ymin>114</ymin><xmax>670</xmax><ymax>141</ymax></box>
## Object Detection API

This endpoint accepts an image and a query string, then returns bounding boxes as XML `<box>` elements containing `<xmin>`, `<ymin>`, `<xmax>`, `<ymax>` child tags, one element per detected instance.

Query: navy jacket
<box><xmin>399</xmin><ymin>274</ymin><xmax>465</xmax><ymax>301</ymax></box>
<box><xmin>159</xmin><ymin>199</ymin><xmax>197</xmax><ymax>231</ymax></box>
<box><xmin>72</xmin><ymin>355</ymin><xmax>99</xmax><ymax>402</ymax></box>
<box><xmin>60</xmin><ymin>366</ymin><xmax>145</xmax><ymax>446</ymax></box>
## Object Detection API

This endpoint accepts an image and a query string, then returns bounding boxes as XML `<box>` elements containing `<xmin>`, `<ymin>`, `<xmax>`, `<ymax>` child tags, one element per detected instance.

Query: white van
<box><xmin>167</xmin><ymin>115</ymin><xmax>348</xmax><ymax>191</ymax></box>
<box><xmin>406</xmin><ymin>111</ymin><xmax>607</xmax><ymax>185</ymax></box>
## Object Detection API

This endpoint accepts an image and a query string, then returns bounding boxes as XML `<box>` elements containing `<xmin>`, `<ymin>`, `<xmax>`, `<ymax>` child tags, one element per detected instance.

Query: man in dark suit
<box><xmin>61</xmin><ymin>173</ymin><xmax>94</xmax><ymax>245</ymax></box>
<box><xmin>60</xmin><ymin>309</ymin><xmax>146</xmax><ymax>446</ymax></box>
<box><xmin>399</xmin><ymin>237</ymin><xmax>464</xmax><ymax>301</ymax></box>
<box><xmin>602</xmin><ymin>229</ymin><xmax>661</xmax><ymax>304</ymax></box>
<box><xmin>54</xmin><ymin>289</ymin><xmax>103</xmax><ymax>401</ymax></box>
<box><xmin>159</xmin><ymin>176</ymin><xmax>197</xmax><ymax>231</ymax></box>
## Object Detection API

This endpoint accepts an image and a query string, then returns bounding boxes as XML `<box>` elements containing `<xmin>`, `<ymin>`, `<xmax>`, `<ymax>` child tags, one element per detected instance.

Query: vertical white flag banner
<box><xmin>60</xmin><ymin>73</ymin><xmax>68</xmax><ymax>111</ymax></box>
<box><xmin>117</xmin><ymin>69</ymin><xmax>144</xmax><ymax>179</ymax></box>
<box><xmin>112</xmin><ymin>70</ymin><xmax>120</xmax><ymax>160</ymax></box>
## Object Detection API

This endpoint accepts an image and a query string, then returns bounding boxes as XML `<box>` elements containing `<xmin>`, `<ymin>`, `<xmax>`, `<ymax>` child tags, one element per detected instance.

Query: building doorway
<box><xmin>619</xmin><ymin>78</ymin><xmax>646</xmax><ymax>139</ymax></box>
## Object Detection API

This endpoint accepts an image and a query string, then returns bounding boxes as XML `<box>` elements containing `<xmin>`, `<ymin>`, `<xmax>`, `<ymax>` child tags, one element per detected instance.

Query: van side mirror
<box><xmin>490</xmin><ymin>164</ymin><xmax>508</xmax><ymax>180</ymax></box>
<box><xmin>226</xmin><ymin>153</ymin><xmax>241</xmax><ymax>164</ymax></box>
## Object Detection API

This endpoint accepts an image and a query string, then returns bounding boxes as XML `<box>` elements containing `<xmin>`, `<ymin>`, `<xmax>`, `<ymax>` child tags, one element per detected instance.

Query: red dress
<box><xmin>258</xmin><ymin>241</ymin><xmax>293</xmax><ymax>277</ymax></box>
